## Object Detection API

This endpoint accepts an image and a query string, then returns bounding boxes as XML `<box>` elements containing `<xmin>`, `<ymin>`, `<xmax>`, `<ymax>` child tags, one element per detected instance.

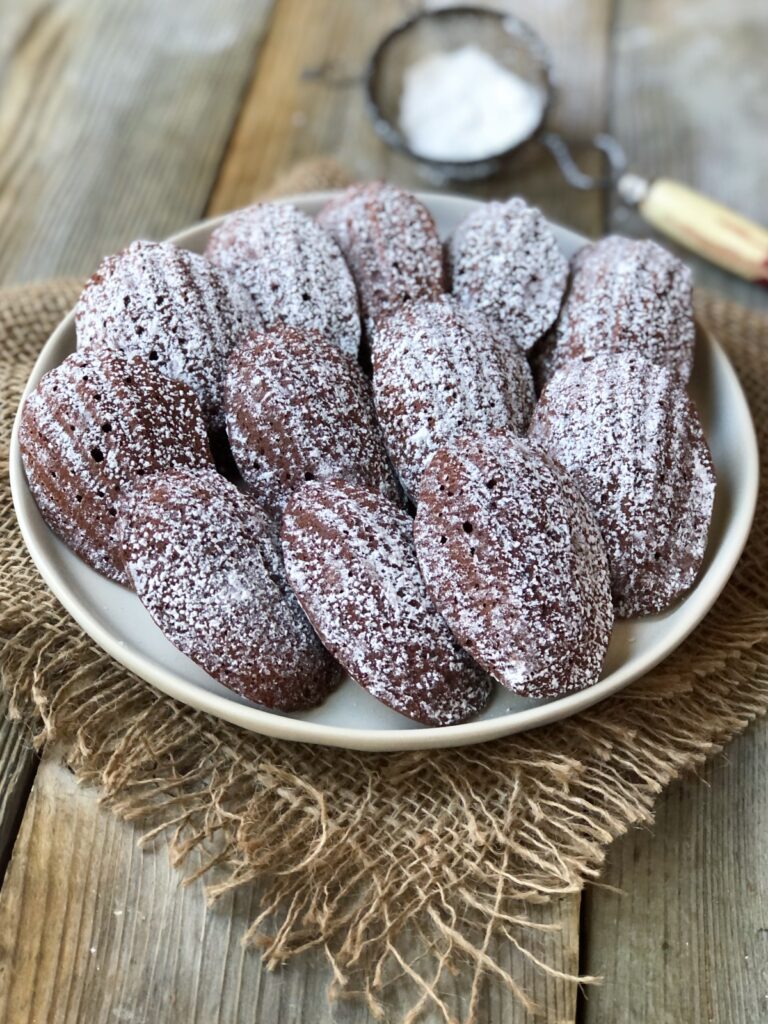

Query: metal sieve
<box><xmin>366</xmin><ymin>6</ymin><xmax>768</xmax><ymax>281</ymax></box>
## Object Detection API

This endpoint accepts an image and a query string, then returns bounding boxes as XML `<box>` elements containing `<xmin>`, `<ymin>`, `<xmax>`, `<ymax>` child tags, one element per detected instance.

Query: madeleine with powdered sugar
<box><xmin>281</xmin><ymin>480</ymin><xmax>492</xmax><ymax>726</ymax></box>
<box><xmin>372</xmin><ymin>297</ymin><xmax>535</xmax><ymax>500</ymax></box>
<box><xmin>529</xmin><ymin>352</ymin><xmax>715</xmax><ymax>616</ymax></box>
<box><xmin>414</xmin><ymin>433</ymin><xmax>613</xmax><ymax>699</ymax></box>
<box><xmin>225</xmin><ymin>327</ymin><xmax>398</xmax><ymax>517</ymax></box>
<box><xmin>119</xmin><ymin>468</ymin><xmax>338</xmax><ymax>710</ymax></box>
<box><xmin>448</xmin><ymin>197</ymin><xmax>568</xmax><ymax>352</ymax></box>
<box><xmin>75</xmin><ymin>240</ymin><xmax>258</xmax><ymax>428</ymax></box>
<box><xmin>532</xmin><ymin>236</ymin><xmax>695</xmax><ymax>390</ymax></box>
<box><xmin>318</xmin><ymin>182</ymin><xmax>445</xmax><ymax>332</ymax></box>
<box><xmin>19</xmin><ymin>349</ymin><xmax>212</xmax><ymax>584</ymax></box>
<box><xmin>206</xmin><ymin>202</ymin><xmax>361</xmax><ymax>358</ymax></box>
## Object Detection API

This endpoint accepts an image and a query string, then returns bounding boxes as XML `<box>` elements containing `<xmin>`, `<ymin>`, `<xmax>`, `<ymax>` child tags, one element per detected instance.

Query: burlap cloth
<box><xmin>2</xmin><ymin>166</ymin><xmax>767</xmax><ymax>1023</ymax></box>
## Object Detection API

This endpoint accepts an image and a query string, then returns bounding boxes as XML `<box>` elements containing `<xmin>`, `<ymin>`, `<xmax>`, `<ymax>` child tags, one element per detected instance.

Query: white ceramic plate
<box><xmin>9</xmin><ymin>192</ymin><xmax>759</xmax><ymax>751</ymax></box>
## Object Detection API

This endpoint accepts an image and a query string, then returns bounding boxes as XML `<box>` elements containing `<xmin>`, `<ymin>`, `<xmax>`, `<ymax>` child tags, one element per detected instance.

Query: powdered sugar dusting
<box><xmin>318</xmin><ymin>183</ymin><xmax>445</xmax><ymax>332</ymax></box>
<box><xmin>225</xmin><ymin>327</ymin><xmax>398</xmax><ymax>517</ymax></box>
<box><xmin>448</xmin><ymin>197</ymin><xmax>568</xmax><ymax>351</ymax></box>
<box><xmin>281</xmin><ymin>480</ymin><xmax>491</xmax><ymax>726</ymax></box>
<box><xmin>206</xmin><ymin>202</ymin><xmax>361</xmax><ymax>357</ymax></box>
<box><xmin>75</xmin><ymin>240</ymin><xmax>259</xmax><ymax>427</ymax></box>
<box><xmin>529</xmin><ymin>352</ymin><xmax>715</xmax><ymax>616</ymax></box>
<box><xmin>119</xmin><ymin>468</ymin><xmax>336</xmax><ymax>709</ymax></box>
<box><xmin>372</xmin><ymin>297</ymin><xmax>535</xmax><ymax>499</ymax></box>
<box><xmin>414</xmin><ymin>433</ymin><xmax>613</xmax><ymax>698</ymax></box>
<box><xmin>19</xmin><ymin>349</ymin><xmax>212</xmax><ymax>584</ymax></box>
<box><xmin>398</xmin><ymin>45</ymin><xmax>546</xmax><ymax>162</ymax></box>
<box><xmin>537</xmin><ymin>235</ymin><xmax>695</xmax><ymax>388</ymax></box>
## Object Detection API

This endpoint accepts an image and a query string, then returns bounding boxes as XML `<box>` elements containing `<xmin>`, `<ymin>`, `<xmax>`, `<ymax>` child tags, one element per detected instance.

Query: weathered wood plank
<box><xmin>0</xmin><ymin>0</ymin><xmax>277</xmax><ymax>286</ymax></box>
<box><xmin>606</xmin><ymin>0</ymin><xmax>768</xmax><ymax>309</ymax></box>
<box><xmin>0</xmin><ymin>752</ymin><xmax>581</xmax><ymax>1024</ymax></box>
<box><xmin>207</xmin><ymin>0</ymin><xmax>614</xmax><ymax>235</ymax></box>
<box><xmin>581</xmin><ymin>724</ymin><xmax>768</xmax><ymax>1024</ymax></box>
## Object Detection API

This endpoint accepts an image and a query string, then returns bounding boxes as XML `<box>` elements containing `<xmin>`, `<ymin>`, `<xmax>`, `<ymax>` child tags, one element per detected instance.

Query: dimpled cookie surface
<box><xmin>225</xmin><ymin>327</ymin><xmax>398</xmax><ymax>517</ymax></box>
<box><xmin>318</xmin><ymin>182</ymin><xmax>445</xmax><ymax>330</ymax></box>
<box><xmin>413</xmin><ymin>434</ymin><xmax>613</xmax><ymax>698</ymax></box>
<box><xmin>281</xmin><ymin>480</ymin><xmax>492</xmax><ymax>726</ymax></box>
<box><xmin>372</xmin><ymin>297</ymin><xmax>535</xmax><ymax>500</ymax></box>
<box><xmin>206</xmin><ymin>202</ymin><xmax>361</xmax><ymax>358</ymax></box>
<box><xmin>534</xmin><ymin>235</ymin><xmax>695</xmax><ymax>390</ymax></box>
<box><xmin>118</xmin><ymin>468</ymin><xmax>337</xmax><ymax>710</ymax></box>
<box><xmin>529</xmin><ymin>352</ymin><xmax>715</xmax><ymax>616</ymax></box>
<box><xmin>75</xmin><ymin>240</ymin><xmax>258</xmax><ymax>427</ymax></box>
<box><xmin>19</xmin><ymin>349</ymin><xmax>212</xmax><ymax>584</ymax></box>
<box><xmin>448</xmin><ymin>197</ymin><xmax>568</xmax><ymax>352</ymax></box>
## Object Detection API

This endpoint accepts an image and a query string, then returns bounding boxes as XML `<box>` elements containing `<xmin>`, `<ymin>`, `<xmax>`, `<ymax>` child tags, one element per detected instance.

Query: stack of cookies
<box><xmin>20</xmin><ymin>183</ymin><xmax>716</xmax><ymax>726</ymax></box>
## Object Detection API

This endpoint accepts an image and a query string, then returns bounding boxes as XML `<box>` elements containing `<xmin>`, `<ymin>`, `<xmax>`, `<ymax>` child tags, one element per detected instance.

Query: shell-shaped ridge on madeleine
<box><xmin>19</xmin><ymin>348</ymin><xmax>213</xmax><ymax>584</ymax></box>
<box><xmin>413</xmin><ymin>432</ymin><xmax>614</xmax><ymax>698</ymax></box>
<box><xmin>281</xmin><ymin>479</ymin><xmax>492</xmax><ymax>726</ymax></box>
<box><xmin>118</xmin><ymin>467</ymin><xmax>338</xmax><ymax>710</ymax></box>
<box><xmin>75</xmin><ymin>239</ymin><xmax>259</xmax><ymax>428</ymax></box>
<box><xmin>206</xmin><ymin>201</ymin><xmax>361</xmax><ymax>358</ymax></box>
<box><xmin>530</xmin><ymin>351</ymin><xmax>715</xmax><ymax>616</ymax></box>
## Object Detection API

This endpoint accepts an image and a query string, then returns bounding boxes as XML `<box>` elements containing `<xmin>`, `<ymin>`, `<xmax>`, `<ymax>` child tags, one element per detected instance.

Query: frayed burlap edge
<box><xmin>2</xmin><ymin>177</ymin><xmax>768</xmax><ymax>1023</ymax></box>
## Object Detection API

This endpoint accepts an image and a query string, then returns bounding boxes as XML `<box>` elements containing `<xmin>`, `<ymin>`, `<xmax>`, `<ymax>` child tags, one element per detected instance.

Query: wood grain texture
<box><xmin>0</xmin><ymin>0</ymin><xmax>276</xmax><ymax>286</ymax></box>
<box><xmin>207</xmin><ymin>0</ymin><xmax>614</xmax><ymax>234</ymax></box>
<box><xmin>581</xmin><ymin>724</ymin><xmax>768</xmax><ymax>1024</ymax></box>
<box><xmin>0</xmin><ymin>752</ymin><xmax>580</xmax><ymax>1024</ymax></box>
<box><xmin>607</xmin><ymin>0</ymin><xmax>768</xmax><ymax>309</ymax></box>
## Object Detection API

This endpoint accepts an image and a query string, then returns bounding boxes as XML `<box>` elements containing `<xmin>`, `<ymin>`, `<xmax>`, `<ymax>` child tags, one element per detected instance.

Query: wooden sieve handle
<box><xmin>619</xmin><ymin>175</ymin><xmax>768</xmax><ymax>284</ymax></box>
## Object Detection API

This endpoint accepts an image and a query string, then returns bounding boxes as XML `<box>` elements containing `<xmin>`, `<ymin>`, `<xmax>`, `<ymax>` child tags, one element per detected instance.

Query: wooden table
<box><xmin>1</xmin><ymin>2</ymin><xmax>766</xmax><ymax>1021</ymax></box>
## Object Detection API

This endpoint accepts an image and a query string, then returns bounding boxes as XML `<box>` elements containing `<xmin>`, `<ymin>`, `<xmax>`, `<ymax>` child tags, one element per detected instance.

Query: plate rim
<box><xmin>9</xmin><ymin>190</ymin><xmax>761</xmax><ymax>751</ymax></box>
